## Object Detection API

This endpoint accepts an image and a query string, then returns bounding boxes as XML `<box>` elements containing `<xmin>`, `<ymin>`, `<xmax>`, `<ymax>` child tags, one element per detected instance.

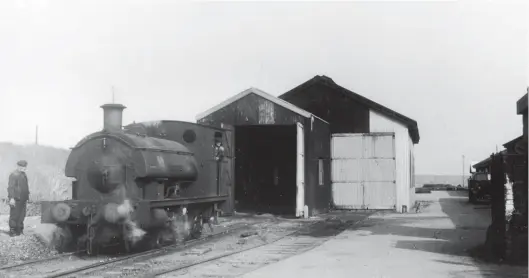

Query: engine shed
<box><xmin>196</xmin><ymin>88</ymin><xmax>331</xmax><ymax>218</ymax></box>
<box><xmin>279</xmin><ymin>75</ymin><xmax>420</xmax><ymax>213</ymax></box>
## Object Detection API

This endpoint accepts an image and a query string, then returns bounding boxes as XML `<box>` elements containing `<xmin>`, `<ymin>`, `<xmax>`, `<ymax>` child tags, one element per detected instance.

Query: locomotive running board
<box><xmin>149</xmin><ymin>195</ymin><xmax>229</xmax><ymax>208</ymax></box>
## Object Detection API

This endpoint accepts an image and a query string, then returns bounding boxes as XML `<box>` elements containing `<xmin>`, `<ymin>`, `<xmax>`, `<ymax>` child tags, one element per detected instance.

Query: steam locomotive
<box><xmin>40</xmin><ymin>103</ymin><xmax>234</xmax><ymax>254</ymax></box>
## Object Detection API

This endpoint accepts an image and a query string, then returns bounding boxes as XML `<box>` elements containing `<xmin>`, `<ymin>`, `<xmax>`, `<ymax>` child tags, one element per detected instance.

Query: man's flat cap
<box><xmin>17</xmin><ymin>160</ymin><xmax>28</xmax><ymax>167</ymax></box>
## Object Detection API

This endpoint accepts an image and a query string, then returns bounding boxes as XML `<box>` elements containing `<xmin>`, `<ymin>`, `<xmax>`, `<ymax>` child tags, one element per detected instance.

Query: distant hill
<box><xmin>415</xmin><ymin>174</ymin><xmax>471</xmax><ymax>187</ymax></box>
<box><xmin>0</xmin><ymin>142</ymin><xmax>72</xmax><ymax>201</ymax></box>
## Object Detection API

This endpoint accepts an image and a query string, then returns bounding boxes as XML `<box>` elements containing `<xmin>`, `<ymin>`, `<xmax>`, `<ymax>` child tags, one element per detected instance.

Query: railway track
<box><xmin>63</xmin><ymin>216</ymin><xmax>365</xmax><ymax>278</ymax></box>
<box><xmin>152</xmin><ymin>218</ymin><xmax>356</xmax><ymax>278</ymax></box>
<box><xmin>52</xmin><ymin>220</ymin><xmax>311</xmax><ymax>278</ymax></box>
<box><xmin>0</xmin><ymin>250</ymin><xmax>82</xmax><ymax>271</ymax></box>
<box><xmin>0</xmin><ymin>215</ymin><xmax>367</xmax><ymax>278</ymax></box>
<box><xmin>0</xmin><ymin>222</ymin><xmax>252</xmax><ymax>278</ymax></box>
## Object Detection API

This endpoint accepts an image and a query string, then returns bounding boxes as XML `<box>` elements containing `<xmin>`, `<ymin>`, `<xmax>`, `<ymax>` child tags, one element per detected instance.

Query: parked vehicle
<box><xmin>415</xmin><ymin>187</ymin><xmax>432</xmax><ymax>194</ymax></box>
<box><xmin>468</xmin><ymin>172</ymin><xmax>491</xmax><ymax>203</ymax></box>
<box><xmin>422</xmin><ymin>184</ymin><xmax>455</xmax><ymax>191</ymax></box>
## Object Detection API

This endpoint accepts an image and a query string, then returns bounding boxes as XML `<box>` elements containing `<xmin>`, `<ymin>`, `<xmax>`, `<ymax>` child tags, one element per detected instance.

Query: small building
<box><xmin>279</xmin><ymin>75</ymin><xmax>420</xmax><ymax>213</ymax></box>
<box><xmin>196</xmin><ymin>88</ymin><xmax>331</xmax><ymax>218</ymax></box>
<box><xmin>485</xmin><ymin>90</ymin><xmax>528</xmax><ymax>263</ymax></box>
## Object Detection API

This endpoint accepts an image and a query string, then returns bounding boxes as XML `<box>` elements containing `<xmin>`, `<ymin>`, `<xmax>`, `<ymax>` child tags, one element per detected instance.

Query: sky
<box><xmin>0</xmin><ymin>0</ymin><xmax>527</xmax><ymax>175</ymax></box>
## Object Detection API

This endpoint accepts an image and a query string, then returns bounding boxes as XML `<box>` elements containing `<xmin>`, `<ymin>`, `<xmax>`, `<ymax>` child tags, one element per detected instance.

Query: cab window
<box><xmin>473</xmin><ymin>173</ymin><xmax>489</xmax><ymax>181</ymax></box>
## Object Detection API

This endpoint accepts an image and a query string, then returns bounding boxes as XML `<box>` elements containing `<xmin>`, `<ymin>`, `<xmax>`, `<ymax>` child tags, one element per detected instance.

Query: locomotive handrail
<box><xmin>135</xmin><ymin>147</ymin><xmax>193</xmax><ymax>155</ymax></box>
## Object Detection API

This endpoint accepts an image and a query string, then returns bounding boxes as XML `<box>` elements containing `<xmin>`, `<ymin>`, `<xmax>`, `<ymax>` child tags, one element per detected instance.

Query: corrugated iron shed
<box><xmin>278</xmin><ymin>75</ymin><xmax>420</xmax><ymax>213</ymax></box>
<box><xmin>195</xmin><ymin>87</ymin><xmax>332</xmax><ymax>218</ymax></box>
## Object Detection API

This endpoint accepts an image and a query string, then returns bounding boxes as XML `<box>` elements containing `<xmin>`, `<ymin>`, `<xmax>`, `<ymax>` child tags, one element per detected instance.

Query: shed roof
<box><xmin>473</xmin><ymin>156</ymin><xmax>492</xmax><ymax>170</ymax></box>
<box><xmin>517</xmin><ymin>91</ymin><xmax>528</xmax><ymax>115</ymax></box>
<box><xmin>473</xmin><ymin>150</ymin><xmax>510</xmax><ymax>170</ymax></box>
<box><xmin>278</xmin><ymin>75</ymin><xmax>420</xmax><ymax>144</ymax></box>
<box><xmin>195</xmin><ymin>87</ymin><xmax>326</xmax><ymax>122</ymax></box>
<box><xmin>503</xmin><ymin>135</ymin><xmax>523</xmax><ymax>149</ymax></box>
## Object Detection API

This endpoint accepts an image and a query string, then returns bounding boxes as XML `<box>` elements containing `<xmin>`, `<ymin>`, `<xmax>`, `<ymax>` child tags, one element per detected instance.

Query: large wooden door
<box><xmin>331</xmin><ymin>133</ymin><xmax>396</xmax><ymax>210</ymax></box>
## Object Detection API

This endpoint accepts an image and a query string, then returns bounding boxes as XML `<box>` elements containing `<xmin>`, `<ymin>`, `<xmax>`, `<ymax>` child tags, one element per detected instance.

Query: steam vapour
<box><xmin>119</xmin><ymin>199</ymin><xmax>146</xmax><ymax>244</ymax></box>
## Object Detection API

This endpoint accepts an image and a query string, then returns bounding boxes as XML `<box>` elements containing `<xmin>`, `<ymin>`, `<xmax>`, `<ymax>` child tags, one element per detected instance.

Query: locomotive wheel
<box><xmin>147</xmin><ymin>230</ymin><xmax>164</xmax><ymax>249</ymax></box>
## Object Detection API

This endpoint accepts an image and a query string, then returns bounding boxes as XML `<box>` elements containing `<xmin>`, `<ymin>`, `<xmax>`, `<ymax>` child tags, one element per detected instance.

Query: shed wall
<box><xmin>305</xmin><ymin>116</ymin><xmax>332</xmax><ymax>215</ymax></box>
<box><xmin>369</xmin><ymin>110</ymin><xmax>414</xmax><ymax>212</ymax></box>
<box><xmin>409</xmin><ymin>134</ymin><xmax>416</xmax><ymax>208</ymax></box>
<box><xmin>197</xmin><ymin>93</ymin><xmax>306</xmax><ymax>127</ymax></box>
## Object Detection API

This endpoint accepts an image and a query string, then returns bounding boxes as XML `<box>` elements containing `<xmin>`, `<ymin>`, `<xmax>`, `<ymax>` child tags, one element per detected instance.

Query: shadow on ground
<box><xmin>235</xmin><ymin>210</ymin><xmax>373</xmax><ymax>238</ymax></box>
<box><xmin>295</xmin><ymin>211</ymin><xmax>374</xmax><ymax>238</ymax></box>
<box><xmin>344</xmin><ymin>191</ymin><xmax>527</xmax><ymax>278</ymax></box>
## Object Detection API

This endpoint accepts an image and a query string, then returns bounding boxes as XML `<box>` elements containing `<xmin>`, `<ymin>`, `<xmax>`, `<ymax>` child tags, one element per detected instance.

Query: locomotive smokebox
<box><xmin>101</xmin><ymin>103</ymin><xmax>126</xmax><ymax>132</ymax></box>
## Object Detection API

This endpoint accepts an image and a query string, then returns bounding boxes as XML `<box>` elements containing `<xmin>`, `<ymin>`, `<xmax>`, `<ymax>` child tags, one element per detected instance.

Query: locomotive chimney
<box><xmin>101</xmin><ymin>103</ymin><xmax>127</xmax><ymax>132</ymax></box>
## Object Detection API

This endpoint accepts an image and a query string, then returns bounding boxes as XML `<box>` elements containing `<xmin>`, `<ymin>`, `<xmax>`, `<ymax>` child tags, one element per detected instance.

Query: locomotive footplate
<box><xmin>147</xmin><ymin>195</ymin><xmax>229</xmax><ymax>209</ymax></box>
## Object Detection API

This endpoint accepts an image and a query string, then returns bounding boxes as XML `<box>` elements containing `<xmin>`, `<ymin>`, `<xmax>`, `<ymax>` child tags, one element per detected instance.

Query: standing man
<box><xmin>7</xmin><ymin>160</ymin><xmax>30</xmax><ymax>237</ymax></box>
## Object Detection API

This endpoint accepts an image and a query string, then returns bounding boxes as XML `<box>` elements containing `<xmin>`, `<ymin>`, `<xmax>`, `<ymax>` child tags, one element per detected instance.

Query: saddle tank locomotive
<box><xmin>40</xmin><ymin>103</ymin><xmax>234</xmax><ymax>254</ymax></box>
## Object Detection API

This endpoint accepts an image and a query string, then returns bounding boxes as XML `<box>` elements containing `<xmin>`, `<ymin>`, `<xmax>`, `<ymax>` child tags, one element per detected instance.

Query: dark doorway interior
<box><xmin>235</xmin><ymin>125</ymin><xmax>297</xmax><ymax>216</ymax></box>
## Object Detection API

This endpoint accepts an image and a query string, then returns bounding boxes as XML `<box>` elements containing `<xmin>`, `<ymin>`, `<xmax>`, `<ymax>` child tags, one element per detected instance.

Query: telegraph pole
<box><xmin>462</xmin><ymin>155</ymin><xmax>465</xmax><ymax>187</ymax></box>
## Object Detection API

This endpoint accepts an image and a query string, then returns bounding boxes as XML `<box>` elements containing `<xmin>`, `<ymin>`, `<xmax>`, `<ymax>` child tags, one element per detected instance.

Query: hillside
<box><xmin>0</xmin><ymin>143</ymin><xmax>72</xmax><ymax>201</ymax></box>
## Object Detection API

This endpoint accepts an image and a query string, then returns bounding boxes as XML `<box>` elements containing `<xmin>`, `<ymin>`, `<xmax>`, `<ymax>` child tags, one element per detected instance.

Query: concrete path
<box><xmin>243</xmin><ymin>191</ymin><xmax>528</xmax><ymax>278</ymax></box>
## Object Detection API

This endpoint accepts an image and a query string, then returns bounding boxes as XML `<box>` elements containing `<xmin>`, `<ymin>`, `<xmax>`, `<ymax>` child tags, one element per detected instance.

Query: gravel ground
<box><xmin>0</xmin><ymin>210</ymin><xmax>60</xmax><ymax>269</ymax></box>
<box><xmin>74</xmin><ymin>217</ymin><xmax>315</xmax><ymax>277</ymax></box>
<box><xmin>0</xmin><ymin>233</ymin><xmax>59</xmax><ymax>267</ymax></box>
<box><xmin>0</xmin><ymin>201</ymin><xmax>41</xmax><ymax>216</ymax></box>
<box><xmin>0</xmin><ymin>212</ymin><xmax>299</xmax><ymax>278</ymax></box>
<box><xmin>0</xmin><ymin>207</ymin><xmax>326</xmax><ymax>275</ymax></box>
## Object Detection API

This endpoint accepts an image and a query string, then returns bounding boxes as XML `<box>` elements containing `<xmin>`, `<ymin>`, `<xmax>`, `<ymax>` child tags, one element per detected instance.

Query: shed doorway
<box><xmin>235</xmin><ymin>125</ymin><xmax>302</xmax><ymax>216</ymax></box>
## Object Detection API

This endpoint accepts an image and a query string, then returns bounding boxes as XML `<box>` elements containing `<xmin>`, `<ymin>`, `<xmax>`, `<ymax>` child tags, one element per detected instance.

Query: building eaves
<box><xmin>503</xmin><ymin>135</ymin><xmax>524</xmax><ymax>148</ymax></box>
<box><xmin>195</xmin><ymin>87</ymin><xmax>328</xmax><ymax>123</ymax></box>
<box><xmin>473</xmin><ymin>156</ymin><xmax>492</xmax><ymax>170</ymax></box>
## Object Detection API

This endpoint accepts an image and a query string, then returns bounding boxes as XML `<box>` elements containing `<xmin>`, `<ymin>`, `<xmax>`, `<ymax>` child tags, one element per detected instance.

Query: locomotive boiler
<box><xmin>40</xmin><ymin>103</ymin><xmax>234</xmax><ymax>254</ymax></box>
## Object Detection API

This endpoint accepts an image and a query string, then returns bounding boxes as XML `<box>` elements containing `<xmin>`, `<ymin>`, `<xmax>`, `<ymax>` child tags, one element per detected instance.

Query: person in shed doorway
<box><xmin>7</xmin><ymin>160</ymin><xmax>30</xmax><ymax>237</ymax></box>
<box><xmin>214</xmin><ymin>138</ymin><xmax>225</xmax><ymax>161</ymax></box>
